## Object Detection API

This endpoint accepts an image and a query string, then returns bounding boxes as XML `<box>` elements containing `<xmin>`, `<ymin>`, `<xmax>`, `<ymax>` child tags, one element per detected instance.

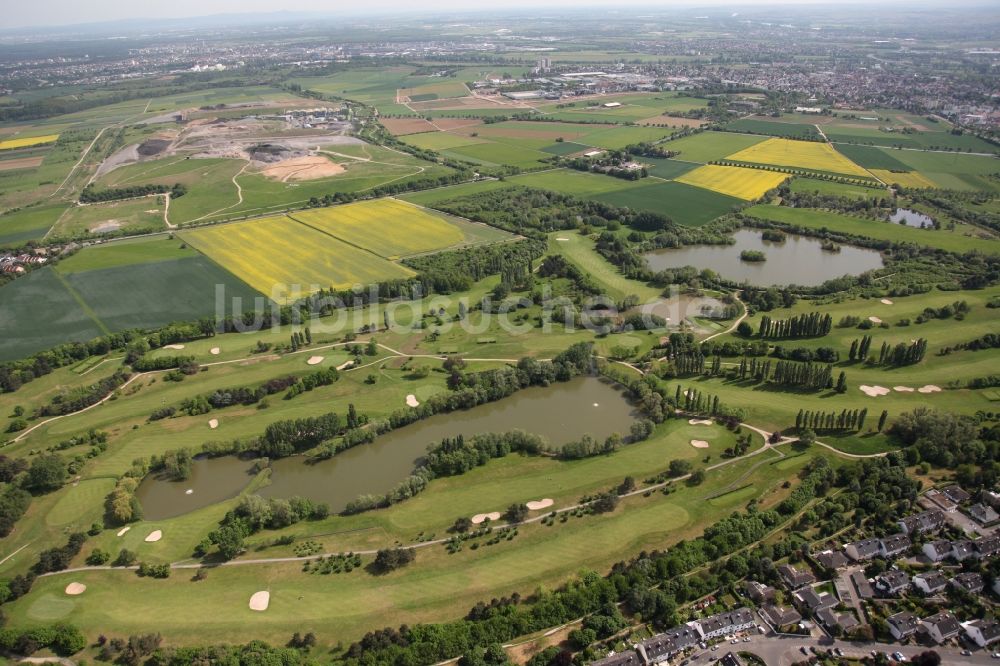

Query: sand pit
<box><xmin>881</xmin><ymin>298</ymin><xmax>894</xmax><ymax>305</ymax></box>
<box><xmin>859</xmin><ymin>385</ymin><xmax>891</xmax><ymax>397</ymax></box>
<box><xmin>526</xmin><ymin>499</ymin><xmax>554</xmax><ymax>511</ymax></box>
<box><xmin>185</xmin><ymin>489</ymin><xmax>193</xmax><ymax>495</ymax></box>
<box><xmin>868</xmin><ymin>316</ymin><xmax>882</xmax><ymax>324</ymax></box>
<box><xmin>688</xmin><ymin>419</ymin><xmax>713</xmax><ymax>426</ymax></box>
<box><xmin>690</xmin><ymin>439</ymin><xmax>710</xmax><ymax>449</ymax></box>
<box><xmin>144</xmin><ymin>530</ymin><xmax>163</xmax><ymax>543</ymax></box>
<box><xmin>471</xmin><ymin>512</ymin><xmax>502</xmax><ymax>524</ymax></box>
<box><xmin>208</xmin><ymin>418</ymin><xmax>219</xmax><ymax>429</ymax></box>
<box><xmin>64</xmin><ymin>582</ymin><xmax>87</xmax><ymax>596</ymax></box>
<box><xmin>260</xmin><ymin>155</ymin><xmax>344</xmax><ymax>182</ymax></box>
<box><xmin>894</xmin><ymin>386</ymin><xmax>915</xmax><ymax>393</ymax></box>
<box><xmin>918</xmin><ymin>385</ymin><xmax>942</xmax><ymax>394</ymax></box>
<box><xmin>555</xmin><ymin>237</ymin><xmax>569</xmax><ymax>241</ymax></box>
<box><xmin>163</xmin><ymin>344</ymin><xmax>185</xmax><ymax>350</ymax></box>
<box><xmin>116</xmin><ymin>526</ymin><xmax>131</xmax><ymax>537</ymax></box>
<box><xmin>210</xmin><ymin>347</ymin><xmax>221</xmax><ymax>355</ymax></box>
<box><xmin>307</xmin><ymin>356</ymin><xmax>324</xmax><ymax>365</ymax></box>
<box><xmin>406</xmin><ymin>394</ymin><xmax>420</xmax><ymax>407</ymax></box>
<box><xmin>249</xmin><ymin>591</ymin><xmax>270</xmax><ymax>611</ymax></box>
<box><xmin>336</xmin><ymin>360</ymin><xmax>354</xmax><ymax>370</ymax></box>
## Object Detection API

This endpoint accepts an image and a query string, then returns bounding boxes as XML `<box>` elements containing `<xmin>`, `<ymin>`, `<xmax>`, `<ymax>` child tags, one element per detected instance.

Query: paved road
<box><xmin>689</xmin><ymin>633</ymin><xmax>996</xmax><ymax>666</ymax></box>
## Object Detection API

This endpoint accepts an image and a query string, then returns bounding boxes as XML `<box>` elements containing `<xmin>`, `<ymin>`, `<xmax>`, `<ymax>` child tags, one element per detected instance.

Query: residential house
<box><xmin>778</xmin><ymin>564</ymin><xmax>815</xmax><ymax>590</ymax></box>
<box><xmin>592</xmin><ymin>651</ymin><xmax>643</xmax><ymax>666</ymax></box>
<box><xmin>879</xmin><ymin>534</ymin><xmax>911</xmax><ymax>559</ymax></box>
<box><xmin>968</xmin><ymin>503</ymin><xmax>1000</xmax><ymax>526</ymax></box>
<box><xmin>925</xmin><ymin>488</ymin><xmax>958</xmax><ymax>512</ymax></box>
<box><xmin>816</xmin><ymin>607</ymin><xmax>860</xmax><ymax>634</ymax></box>
<box><xmin>887</xmin><ymin>611</ymin><xmax>920</xmax><ymax>640</ymax></box>
<box><xmin>923</xmin><ymin>540</ymin><xmax>953</xmax><ymax>562</ymax></box>
<box><xmin>912</xmin><ymin>571</ymin><xmax>948</xmax><ymax>595</ymax></box>
<box><xmin>744</xmin><ymin>581</ymin><xmax>775</xmax><ymax>603</ymax></box>
<box><xmin>943</xmin><ymin>485</ymin><xmax>972</xmax><ymax>505</ymax></box>
<box><xmin>899</xmin><ymin>510</ymin><xmax>946</xmax><ymax>534</ymax></box>
<box><xmin>874</xmin><ymin>570</ymin><xmax>911</xmax><ymax>596</ymax></box>
<box><xmin>844</xmin><ymin>538</ymin><xmax>881</xmax><ymax>562</ymax></box>
<box><xmin>950</xmin><ymin>572</ymin><xmax>984</xmax><ymax>594</ymax></box>
<box><xmin>691</xmin><ymin>607</ymin><xmax>755</xmax><ymax>640</ymax></box>
<box><xmin>984</xmin><ymin>490</ymin><xmax>1000</xmax><ymax>509</ymax></box>
<box><xmin>921</xmin><ymin>612</ymin><xmax>962</xmax><ymax>644</ymax></box>
<box><xmin>975</xmin><ymin>534</ymin><xmax>1000</xmax><ymax>559</ymax></box>
<box><xmin>951</xmin><ymin>540</ymin><xmax>977</xmax><ymax>562</ymax></box>
<box><xmin>637</xmin><ymin>625</ymin><xmax>700</xmax><ymax>665</ymax></box>
<box><xmin>793</xmin><ymin>587</ymin><xmax>837</xmax><ymax>614</ymax></box>
<box><xmin>850</xmin><ymin>571</ymin><xmax>875</xmax><ymax>599</ymax></box>
<box><xmin>963</xmin><ymin>619</ymin><xmax>1000</xmax><ymax>648</ymax></box>
<box><xmin>719</xmin><ymin>654</ymin><xmax>745</xmax><ymax>666</ymax></box>
<box><xmin>815</xmin><ymin>549</ymin><xmax>849</xmax><ymax>570</ymax></box>
<box><xmin>760</xmin><ymin>604</ymin><xmax>801</xmax><ymax>628</ymax></box>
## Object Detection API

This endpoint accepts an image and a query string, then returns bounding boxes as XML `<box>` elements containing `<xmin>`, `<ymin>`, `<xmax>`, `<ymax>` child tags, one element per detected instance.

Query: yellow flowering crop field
<box><xmin>724</xmin><ymin>137</ymin><xmax>871</xmax><ymax>178</ymax></box>
<box><xmin>0</xmin><ymin>134</ymin><xmax>59</xmax><ymax>151</ymax></box>
<box><xmin>675</xmin><ymin>164</ymin><xmax>788</xmax><ymax>200</ymax></box>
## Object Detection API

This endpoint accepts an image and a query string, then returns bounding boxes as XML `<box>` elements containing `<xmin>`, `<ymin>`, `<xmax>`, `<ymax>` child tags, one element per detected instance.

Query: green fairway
<box><xmin>548</xmin><ymin>231</ymin><xmax>663</xmax><ymax>303</ymax></box>
<box><xmin>744</xmin><ymin>204</ymin><xmax>1000</xmax><ymax>255</ymax></box>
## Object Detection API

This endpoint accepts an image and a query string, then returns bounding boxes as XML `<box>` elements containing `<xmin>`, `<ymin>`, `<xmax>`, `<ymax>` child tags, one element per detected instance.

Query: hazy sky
<box><xmin>6</xmin><ymin>0</ymin><xmax>932</xmax><ymax>30</ymax></box>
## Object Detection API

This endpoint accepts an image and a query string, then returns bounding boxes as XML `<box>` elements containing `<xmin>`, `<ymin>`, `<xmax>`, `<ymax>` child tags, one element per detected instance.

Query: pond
<box><xmin>136</xmin><ymin>376</ymin><xmax>640</xmax><ymax>519</ymax></box>
<box><xmin>890</xmin><ymin>208</ymin><xmax>934</xmax><ymax>228</ymax></box>
<box><xmin>643</xmin><ymin>229</ymin><xmax>884</xmax><ymax>287</ymax></box>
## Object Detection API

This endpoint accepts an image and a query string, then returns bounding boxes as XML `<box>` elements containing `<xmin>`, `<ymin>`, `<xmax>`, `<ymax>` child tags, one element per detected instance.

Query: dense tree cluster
<box><xmin>208</xmin><ymin>495</ymin><xmax>329</xmax><ymax>560</ymax></box>
<box><xmin>795</xmin><ymin>408</ymin><xmax>869</xmax><ymax>432</ymax></box>
<box><xmin>79</xmin><ymin>182</ymin><xmax>186</xmax><ymax>204</ymax></box>
<box><xmin>35</xmin><ymin>370</ymin><xmax>130</xmax><ymax>417</ymax></box>
<box><xmin>403</xmin><ymin>239</ymin><xmax>547</xmax><ymax>294</ymax></box>
<box><xmin>757</xmin><ymin>312</ymin><xmax>832</xmax><ymax>338</ymax></box>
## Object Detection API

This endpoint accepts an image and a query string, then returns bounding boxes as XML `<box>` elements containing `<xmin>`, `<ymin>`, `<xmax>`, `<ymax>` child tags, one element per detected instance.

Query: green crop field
<box><xmin>56</xmin><ymin>236</ymin><xmax>200</xmax><ymax>273</ymax></box>
<box><xmin>833</xmin><ymin>144</ymin><xmax>912</xmax><ymax>171</ymax></box>
<box><xmin>727</xmin><ymin>118</ymin><xmax>822</xmax><ymax>140</ymax></box>
<box><xmin>0</xmin><ymin>203</ymin><xmax>67</xmax><ymax>246</ymax></box>
<box><xmin>659</xmin><ymin>131</ymin><xmax>768</xmax><ymax>163</ymax></box>
<box><xmin>442</xmin><ymin>142</ymin><xmax>552</xmax><ymax>168</ymax></box>
<box><xmin>744</xmin><ymin>204</ymin><xmax>1000</xmax><ymax>255</ymax></box>
<box><xmin>591</xmin><ymin>180</ymin><xmax>743</xmax><ymax>226</ymax></box>
<box><xmin>508</xmin><ymin>168</ymin><xmax>647</xmax><ymax>196</ymax></box>
<box><xmin>787</xmin><ymin>177</ymin><xmax>886</xmax><ymax>199</ymax></box>
<box><xmin>642</xmin><ymin>157</ymin><xmax>699</xmax><ymax>180</ymax></box>
<box><xmin>826</xmin><ymin>127</ymin><xmax>999</xmax><ymax>153</ymax></box>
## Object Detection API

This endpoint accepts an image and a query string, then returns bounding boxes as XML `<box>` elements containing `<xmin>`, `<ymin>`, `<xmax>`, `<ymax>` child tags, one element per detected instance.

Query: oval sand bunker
<box><xmin>208</xmin><ymin>418</ymin><xmax>219</xmax><ymax>429</ymax></box>
<box><xmin>471</xmin><ymin>512</ymin><xmax>502</xmax><ymax>524</ymax></box>
<box><xmin>145</xmin><ymin>530</ymin><xmax>163</xmax><ymax>542</ymax></box>
<box><xmin>690</xmin><ymin>439</ymin><xmax>710</xmax><ymax>449</ymax></box>
<box><xmin>307</xmin><ymin>356</ymin><xmax>324</xmax><ymax>365</ymax></box>
<box><xmin>688</xmin><ymin>419</ymin><xmax>713</xmax><ymax>426</ymax></box>
<box><xmin>210</xmin><ymin>347</ymin><xmax>221</xmax><ymax>355</ymax></box>
<box><xmin>406</xmin><ymin>394</ymin><xmax>420</xmax><ymax>407</ymax></box>
<box><xmin>526</xmin><ymin>499</ymin><xmax>554</xmax><ymax>511</ymax></box>
<box><xmin>249</xmin><ymin>590</ymin><xmax>270</xmax><ymax>611</ymax></box>
<box><xmin>65</xmin><ymin>582</ymin><xmax>87</xmax><ymax>595</ymax></box>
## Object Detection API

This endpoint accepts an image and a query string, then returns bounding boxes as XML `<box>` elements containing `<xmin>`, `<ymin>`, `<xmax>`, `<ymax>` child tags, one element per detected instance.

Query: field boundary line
<box><xmin>51</xmin><ymin>269</ymin><xmax>111</xmax><ymax>337</ymax></box>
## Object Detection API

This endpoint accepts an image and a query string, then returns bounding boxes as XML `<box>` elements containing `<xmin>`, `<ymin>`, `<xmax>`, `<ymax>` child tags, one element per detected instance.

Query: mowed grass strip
<box><xmin>725</xmin><ymin>137</ymin><xmax>872</xmax><ymax>178</ymax></box>
<box><xmin>180</xmin><ymin>215</ymin><xmax>415</xmax><ymax>300</ymax></box>
<box><xmin>0</xmin><ymin>134</ymin><xmax>59</xmax><ymax>151</ymax></box>
<box><xmin>290</xmin><ymin>199</ymin><xmax>465</xmax><ymax>259</ymax></box>
<box><xmin>675</xmin><ymin>164</ymin><xmax>788</xmax><ymax>200</ymax></box>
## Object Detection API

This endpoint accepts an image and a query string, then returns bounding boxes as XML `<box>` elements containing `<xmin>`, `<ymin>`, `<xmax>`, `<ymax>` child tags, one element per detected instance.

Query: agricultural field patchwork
<box><xmin>675</xmin><ymin>164</ymin><xmax>788</xmax><ymax>200</ymax></box>
<box><xmin>868</xmin><ymin>169</ymin><xmax>937</xmax><ymax>189</ymax></box>
<box><xmin>724</xmin><ymin>137</ymin><xmax>873</xmax><ymax>178</ymax></box>
<box><xmin>590</xmin><ymin>180</ymin><xmax>743</xmax><ymax>226</ymax></box>
<box><xmin>659</xmin><ymin>131</ymin><xmax>768</xmax><ymax>163</ymax></box>
<box><xmin>179</xmin><ymin>214</ymin><xmax>417</xmax><ymax>300</ymax></box>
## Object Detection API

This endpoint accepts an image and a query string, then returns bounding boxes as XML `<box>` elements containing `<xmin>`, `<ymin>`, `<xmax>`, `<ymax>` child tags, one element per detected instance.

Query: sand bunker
<box><xmin>526</xmin><ymin>499</ymin><xmax>554</xmax><ymax>511</ymax></box>
<box><xmin>471</xmin><ymin>512</ymin><xmax>502</xmax><ymax>524</ymax></box>
<box><xmin>210</xmin><ymin>347</ymin><xmax>220</xmax><ymax>355</ymax></box>
<box><xmin>260</xmin><ymin>155</ymin><xmax>344</xmax><ymax>182</ymax></box>
<box><xmin>688</xmin><ymin>419</ymin><xmax>713</xmax><ymax>426</ymax></box>
<box><xmin>690</xmin><ymin>439</ymin><xmax>710</xmax><ymax>449</ymax></box>
<box><xmin>64</xmin><ymin>582</ymin><xmax>87</xmax><ymax>596</ymax></box>
<box><xmin>555</xmin><ymin>237</ymin><xmax>569</xmax><ymax>242</ymax></box>
<box><xmin>306</xmin><ymin>356</ymin><xmax>324</xmax><ymax>365</ymax></box>
<box><xmin>918</xmin><ymin>385</ymin><xmax>942</xmax><ymax>394</ymax></box>
<box><xmin>144</xmin><ymin>530</ymin><xmax>163</xmax><ymax>543</ymax></box>
<box><xmin>185</xmin><ymin>489</ymin><xmax>194</xmax><ymax>495</ymax></box>
<box><xmin>894</xmin><ymin>386</ymin><xmax>915</xmax><ymax>393</ymax></box>
<box><xmin>860</xmin><ymin>385</ymin><xmax>891</xmax><ymax>397</ymax></box>
<box><xmin>116</xmin><ymin>526</ymin><xmax>131</xmax><ymax>537</ymax></box>
<box><xmin>881</xmin><ymin>298</ymin><xmax>894</xmax><ymax>305</ymax></box>
<box><xmin>406</xmin><ymin>394</ymin><xmax>420</xmax><ymax>407</ymax></box>
<box><xmin>336</xmin><ymin>360</ymin><xmax>354</xmax><ymax>370</ymax></box>
<box><xmin>868</xmin><ymin>316</ymin><xmax>883</xmax><ymax>324</ymax></box>
<box><xmin>163</xmin><ymin>344</ymin><xmax>185</xmax><ymax>350</ymax></box>
<box><xmin>208</xmin><ymin>419</ymin><xmax>219</xmax><ymax>429</ymax></box>
<box><xmin>249</xmin><ymin>590</ymin><xmax>270</xmax><ymax>611</ymax></box>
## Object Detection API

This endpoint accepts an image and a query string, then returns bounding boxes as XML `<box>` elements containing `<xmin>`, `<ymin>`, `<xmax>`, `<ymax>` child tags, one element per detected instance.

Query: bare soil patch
<box><xmin>380</xmin><ymin>118</ymin><xmax>437</xmax><ymax>135</ymax></box>
<box><xmin>0</xmin><ymin>155</ymin><xmax>44</xmax><ymax>171</ymax></box>
<box><xmin>259</xmin><ymin>155</ymin><xmax>345</xmax><ymax>182</ymax></box>
<box><xmin>433</xmin><ymin>118</ymin><xmax>485</xmax><ymax>131</ymax></box>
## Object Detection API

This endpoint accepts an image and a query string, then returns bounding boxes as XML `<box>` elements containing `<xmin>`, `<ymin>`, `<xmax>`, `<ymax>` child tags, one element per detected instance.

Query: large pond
<box><xmin>136</xmin><ymin>376</ymin><xmax>640</xmax><ymax>520</ymax></box>
<box><xmin>643</xmin><ymin>229</ymin><xmax>884</xmax><ymax>287</ymax></box>
<box><xmin>890</xmin><ymin>208</ymin><xmax>934</xmax><ymax>229</ymax></box>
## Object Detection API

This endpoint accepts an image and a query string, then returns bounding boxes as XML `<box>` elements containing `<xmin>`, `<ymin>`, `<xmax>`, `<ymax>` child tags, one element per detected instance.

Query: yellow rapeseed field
<box><xmin>0</xmin><ymin>134</ymin><xmax>59</xmax><ymax>151</ymax></box>
<box><xmin>676</xmin><ymin>164</ymin><xmax>788</xmax><ymax>200</ymax></box>
<box><xmin>869</xmin><ymin>169</ymin><xmax>937</xmax><ymax>189</ymax></box>
<box><xmin>290</xmin><ymin>199</ymin><xmax>465</xmax><ymax>260</ymax></box>
<box><xmin>180</xmin><ymin>215</ymin><xmax>415</xmax><ymax>302</ymax></box>
<box><xmin>724</xmin><ymin>137</ymin><xmax>871</xmax><ymax>178</ymax></box>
